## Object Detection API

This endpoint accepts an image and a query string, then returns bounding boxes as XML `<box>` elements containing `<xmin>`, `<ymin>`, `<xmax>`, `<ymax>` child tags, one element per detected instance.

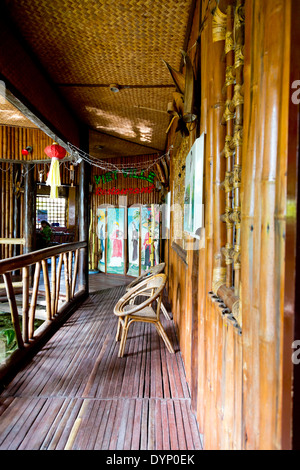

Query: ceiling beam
<box><xmin>56</xmin><ymin>83</ymin><xmax>176</xmax><ymax>89</ymax></box>
<box><xmin>90</xmin><ymin>128</ymin><xmax>163</xmax><ymax>153</ymax></box>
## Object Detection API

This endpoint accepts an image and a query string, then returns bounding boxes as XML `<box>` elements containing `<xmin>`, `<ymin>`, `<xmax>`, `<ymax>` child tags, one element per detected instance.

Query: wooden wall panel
<box><xmin>241</xmin><ymin>0</ymin><xmax>292</xmax><ymax>450</ymax></box>
<box><xmin>166</xmin><ymin>0</ymin><xmax>296</xmax><ymax>450</ymax></box>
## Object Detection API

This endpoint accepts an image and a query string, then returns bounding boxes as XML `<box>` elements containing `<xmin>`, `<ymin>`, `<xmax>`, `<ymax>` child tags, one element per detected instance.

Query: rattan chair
<box><xmin>126</xmin><ymin>262</ymin><xmax>171</xmax><ymax>320</ymax></box>
<box><xmin>114</xmin><ymin>273</ymin><xmax>175</xmax><ymax>358</ymax></box>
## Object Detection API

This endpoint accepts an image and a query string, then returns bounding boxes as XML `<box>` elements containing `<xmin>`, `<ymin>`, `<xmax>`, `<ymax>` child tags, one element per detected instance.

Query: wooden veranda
<box><xmin>0</xmin><ymin>274</ymin><xmax>202</xmax><ymax>451</ymax></box>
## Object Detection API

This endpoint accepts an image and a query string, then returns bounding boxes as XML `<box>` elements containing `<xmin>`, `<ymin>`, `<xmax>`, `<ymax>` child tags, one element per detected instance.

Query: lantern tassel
<box><xmin>46</xmin><ymin>157</ymin><xmax>61</xmax><ymax>199</ymax></box>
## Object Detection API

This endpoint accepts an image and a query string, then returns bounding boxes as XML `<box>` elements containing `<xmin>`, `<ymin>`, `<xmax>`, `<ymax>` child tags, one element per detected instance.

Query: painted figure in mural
<box><xmin>111</xmin><ymin>222</ymin><xmax>123</xmax><ymax>259</ymax></box>
<box><xmin>99</xmin><ymin>224</ymin><xmax>105</xmax><ymax>260</ymax></box>
<box><xmin>131</xmin><ymin>222</ymin><xmax>138</xmax><ymax>262</ymax></box>
<box><xmin>143</xmin><ymin>229</ymin><xmax>152</xmax><ymax>268</ymax></box>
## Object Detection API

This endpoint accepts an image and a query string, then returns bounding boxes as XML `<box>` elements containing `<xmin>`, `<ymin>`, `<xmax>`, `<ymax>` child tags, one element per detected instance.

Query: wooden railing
<box><xmin>0</xmin><ymin>241</ymin><xmax>88</xmax><ymax>382</ymax></box>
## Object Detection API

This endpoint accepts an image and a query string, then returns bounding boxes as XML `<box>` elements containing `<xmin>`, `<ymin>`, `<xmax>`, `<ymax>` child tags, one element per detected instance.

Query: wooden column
<box><xmin>13</xmin><ymin>164</ymin><xmax>21</xmax><ymax>258</ymax></box>
<box><xmin>221</xmin><ymin>5</ymin><xmax>235</xmax><ymax>288</ymax></box>
<box><xmin>283</xmin><ymin>0</ymin><xmax>300</xmax><ymax>450</ymax></box>
<box><xmin>23</xmin><ymin>163</ymin><xmax>36</xmax><ymax>254</ymax></box>
<box><xmin>78</xmin><ymin>159</ymin><xmax>90</xmax><ymax>294</ymax></box>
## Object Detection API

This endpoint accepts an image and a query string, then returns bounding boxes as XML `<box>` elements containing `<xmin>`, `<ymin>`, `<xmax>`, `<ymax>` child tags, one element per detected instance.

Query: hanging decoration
<box><xmin>38</xmin><ymin>170</ymin><xmax>44</xmax><ymax>189</ymax></box>
<box><xmin>70</xmin><ymin>164</ymin><xmax>75</xmax><ymax>187</ymax></box>
<box><xmin>44</xmin><ymin>143</ymin><xmax>67</xmax><ymax>198</ymax></box>
<box><xmin>212</xmin><ymin>6</ymin><xmax>227</xmax><ymax>42</ymax></box>
<box><xmin>21</xmin><ymin>146</ymin><xmax>33</xmax><ymax>156</ymax></box>
<box><xmin>67</xmin><ymin>142</ymin><xmax>172</xmax><ymax>174</ymax></box>
<box><xmin>163</xmin><ymin>50</ymin><xmax>197</xmax><ymax>137</ymax></box>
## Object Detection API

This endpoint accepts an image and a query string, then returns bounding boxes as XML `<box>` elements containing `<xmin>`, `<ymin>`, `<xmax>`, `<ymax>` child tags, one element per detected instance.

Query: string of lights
<box><xmin>67</xmin><ymin>142</ymin><xmax>172</xmax><ymax>173</ymax></box>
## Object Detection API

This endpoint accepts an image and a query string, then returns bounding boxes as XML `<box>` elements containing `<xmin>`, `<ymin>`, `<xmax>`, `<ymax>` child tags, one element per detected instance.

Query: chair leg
<box><xmin>161</xmin><ymin>302</ymin><xmax>171</xmax><ymax>321</ymax></box>
<box><xmin>118</xmin><ymin>317</ymin><xmax>129</xmax><ymax>357</ymax></box>
<box><xmin>155</xmin><ymin>321</ymin><xmax>175</xmax><ymax>354</ymax></box>
<box><xmin>116</xmin><ymin>318</ymin><xmax>122</xmax><ymax>342</ymax></box>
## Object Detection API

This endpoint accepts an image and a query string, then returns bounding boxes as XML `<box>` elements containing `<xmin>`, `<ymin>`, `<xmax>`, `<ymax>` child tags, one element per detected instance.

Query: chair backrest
<box><xmin>114</xmin><ymin>273</ymin><xmax>167</xmax><ymax>317</ymax></box>
<box><xmin>126</xmin><ymin>262</ymin><xmax>165</xmax><ymax>291</ymax></box>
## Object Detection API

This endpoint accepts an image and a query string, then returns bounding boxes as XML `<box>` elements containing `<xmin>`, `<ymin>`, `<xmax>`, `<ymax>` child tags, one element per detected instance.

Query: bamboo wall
<box><xmin>166</xmin><ymin>0</ymin><xmax>296</xmax><ymax>450</ymax></box>
<box><xmin>0</xmin><ymin>125</ymin><xmax>79</xmax><ymax>258</ymax></box>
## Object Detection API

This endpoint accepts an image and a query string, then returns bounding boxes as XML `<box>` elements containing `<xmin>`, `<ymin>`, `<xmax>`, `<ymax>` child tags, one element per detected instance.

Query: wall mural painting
<box><xmin>106</xmin><ymin>207</ymin><xmax>125</xmax><ymax>274</ymax></box>
<box><xmin>183</xmin><ymin>134</ymin><xmax>205</xmax><ymax>238</ymax></box>
<box><xmin>97</xmin><ymin>209</ymin><xmax>106</xmax><ymax>273</ymax></box>
<box><xmin>141</xmin><ymin>205</ymin><xmax>160</xmax><ymax>273</ymax></box>
<box><xmin>127</xmin><ymin>207</ymin><xmax>141</xmax><ymax>277</ymax></box>
<box><xmin>96</xmin><ymin>205</ymin><xmax>160</xmax><ymax>276</ymax></box>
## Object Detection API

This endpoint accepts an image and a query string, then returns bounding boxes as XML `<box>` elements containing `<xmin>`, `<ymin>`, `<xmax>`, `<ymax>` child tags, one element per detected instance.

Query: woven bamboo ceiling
<box><xmin>3</xmin><ymin>0</ymin><xmax>196</xmax><ymax>159</ymax></box>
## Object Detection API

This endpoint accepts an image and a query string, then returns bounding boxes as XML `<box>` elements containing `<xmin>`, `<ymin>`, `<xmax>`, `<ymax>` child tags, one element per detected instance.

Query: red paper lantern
<box><xmin>44</xmin><ymin>143</ymin><xmax>67</xmax><ymax>160</ymax></box>
<box><xmin>21</xmin><ymin>146</ymin><xmax>33</xmax><ymax>156</ymax></box>
<box><xmin>44</xmin><ymin>143</ymin><xmax>67</xmax><ymax>198</ymax></box>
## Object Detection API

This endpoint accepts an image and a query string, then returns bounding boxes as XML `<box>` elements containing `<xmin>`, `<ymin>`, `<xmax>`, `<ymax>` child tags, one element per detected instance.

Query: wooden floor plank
<box><xmin>99</xmin><ymin>399</ymin><xmax>118</xmax><ymax>450</ymax></box>
<box><xmin>0</xmin><ymin>277</ymin><xmax>202</xmax><ymax>450</ymax></box>
<box><xmin>131</xmin><ymin>398</ymin><xmax>143</xmax><ymax>450</ymax></box>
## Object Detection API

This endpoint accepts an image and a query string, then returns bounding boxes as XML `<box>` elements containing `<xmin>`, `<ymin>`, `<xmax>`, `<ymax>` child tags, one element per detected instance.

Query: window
<box><xmin>36</xmin><ymin>196</ymin><xmax>66</xmax><ymax>228</ymax></box>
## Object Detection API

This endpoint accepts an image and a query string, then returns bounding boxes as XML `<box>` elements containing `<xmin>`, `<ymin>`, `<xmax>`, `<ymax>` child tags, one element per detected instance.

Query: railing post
<box><xmin>79</xmin><ymin>159</ymin><xmax>90</xmax><ymax>295</ymax></box>
<box><xmin>23</xmin><ymin>163</ymin><xmax>36</xmax><ymax>254</ymax></box>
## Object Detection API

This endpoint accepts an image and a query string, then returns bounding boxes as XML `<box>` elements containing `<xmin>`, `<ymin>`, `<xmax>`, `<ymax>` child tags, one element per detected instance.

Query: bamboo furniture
<box><xmin>125</xmin><ymin>262</ymin><xmax>166</xmax><ymax>291</ymax></box>
<box><xmin>125</xmin><ymin>262</ymin><xmax>171</xmax><ymax>320</ymax></box>
<box><xmin>114</xmin><ymin>273</ymin><xmax>174</xmax><ymax>357</ymax></box>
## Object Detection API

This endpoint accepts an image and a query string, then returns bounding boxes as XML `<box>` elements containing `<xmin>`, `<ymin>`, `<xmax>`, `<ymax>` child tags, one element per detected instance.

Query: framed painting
<box><xmin>127</xmin><ymin>206</ymin><xmax>141</xmax><ymax>277</ymax></box>
<box><xmin>106</xmin><ymin>207</ymin><xmax>126</xmax><ymax>274</ymax></box>
<box><xmin>97</xmin><ymin>208</ymin><xmax>106</xmax><ymax>273</ymax></box>
<box><xmin>183</xmin><ymin>134</ymin><xmax>205</xmax><ymax>238</ymax></box>
<box><xmin>141</xmin><ymin>205</ymin><xmax>160</xmax><ymax>272</ymax></box>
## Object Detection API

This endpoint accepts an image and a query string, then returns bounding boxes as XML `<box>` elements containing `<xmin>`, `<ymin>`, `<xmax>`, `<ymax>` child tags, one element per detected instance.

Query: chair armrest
<box><xmin>114</xmin><ymin>286</ymin><xmax>163</xmax><ymax>316</ymax></box>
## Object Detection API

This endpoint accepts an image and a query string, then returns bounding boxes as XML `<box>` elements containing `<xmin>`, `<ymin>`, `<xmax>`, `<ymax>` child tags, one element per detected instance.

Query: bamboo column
<box><xmin>23</xmin><ymin>163</ymin><xmax>36</xmax><ymax>254</ymax></box>
<box><xmin>78</xmin><ymin>159</ymin><xmax>90</xmax><ymax>294</ymax></box>
<box><xmin>231</xmin><ymin>1</ymin><xmax>245</xmax><ymax>297</ymax></box>
<box><xmin>221</xmin><ymin>5</ymin><xmax>235</xmax><ymax>289</ymax></box>
<box><xmin>29</xmin><ymin>262</ymin><xmax>41</xmax><ymax>339</ymax></box>
<box><xmin>22</xmin><ymin>266</ymin><xmax>29</xmax><ymax>343</ymax></box>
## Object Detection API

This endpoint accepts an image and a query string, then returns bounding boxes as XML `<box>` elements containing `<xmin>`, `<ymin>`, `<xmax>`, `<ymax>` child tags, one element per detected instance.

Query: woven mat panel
<box><xmin>64</xmin><ymin>87</ymin><xmax>173</xmax><ymax>150</ymax></box>
<box><xmin>0</xmin><ymin>99</ymin><xmax>38</xmax><ymax>128</ymax></box>
<box><xmin>89</xmin><ymin>130</ymin><xmax>160</xmax><ymax>159</ymax></box>
<box><xmin>4</xmin><ymin>0</ymin><xmax>193</xmax><ymax>85</ymax></box>
<box><xmin>4</xmin><ymin>0</ymin><xmax>195</xmax><ymax>153</ymax></box>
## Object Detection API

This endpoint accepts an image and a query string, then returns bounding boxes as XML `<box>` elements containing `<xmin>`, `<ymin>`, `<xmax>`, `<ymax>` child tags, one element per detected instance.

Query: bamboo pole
<box><xmin>71</xmin><ymin>249</ymin><xmax>79</xmax><ymax>298</ymax></box>
<box><xmin>68</xmin><ymin>250</ymin><xmax>72</xmax><ymax>288</ymax></box>
<box><xmin>221</xmin><ymin>5</ymin><xmax>235</xmax><ymax>288</ymax></box>
<box><xmin>29</xmin><ymin>262</ymin><xmax>41</xmax><ymax>339</ymax></box>
<box><xmin>51</xmin><ymin>256</ymin><xmax>56</xmax><ymax>318</ymax></box>
<box><xmin>9</xmin><ymin>164</ymin><xmax>13</xmax><ymax>258</ymax></box>
<box><xmin>240</xmin><ymin>0</ymin><xmax>261</xmax><ymax>449</ymax></box>
<box><xmin>231</xmin><ymin>0</ymin><xmax>245</xmax><ymax>297</ymax></box>
<box><xmin>1</xmin><ymin>158</ymin><xmax>5</xmax><ymax>259</ymax></box>
<box><xmin>3</xmin><ymin>272</ymin><xmax>24</xmax><ymax>349</ymax></box>
<box><xmin>203</xmin><ymin>7</ymin><xmax>215</xmax><ymax>448</ymax></box>
<box><xmin>5</xmin><ymin>163</ymin><xmax>9</xmax><ymax>259</ymax></box>
<box><xmin>258</xmin><ymin>0</ymin><xmax>288</xmax><ymax>449</ymax></box>
<box><xmin>42</xmin><ymin>259</ymin><xmax>51</xmax><ymax>321</ymax></box>
<box><xmin>233</xmin><ymin>323</ymin><xmax>243</xmax><ymax>449</ymax></box>
<box><xmin>63</xmin><ymin>252</ymin><xmax>70</xmax><ymax>303</ymax></box>
<box><xmin>55</xmin><ymin>253</ymin><xmax>64</xmax><ymax>314</ymax></box>
<box><xmin>22</xmin><ymin>266</ymin><xmax>29</xmax><ymax>344</ymax></box>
